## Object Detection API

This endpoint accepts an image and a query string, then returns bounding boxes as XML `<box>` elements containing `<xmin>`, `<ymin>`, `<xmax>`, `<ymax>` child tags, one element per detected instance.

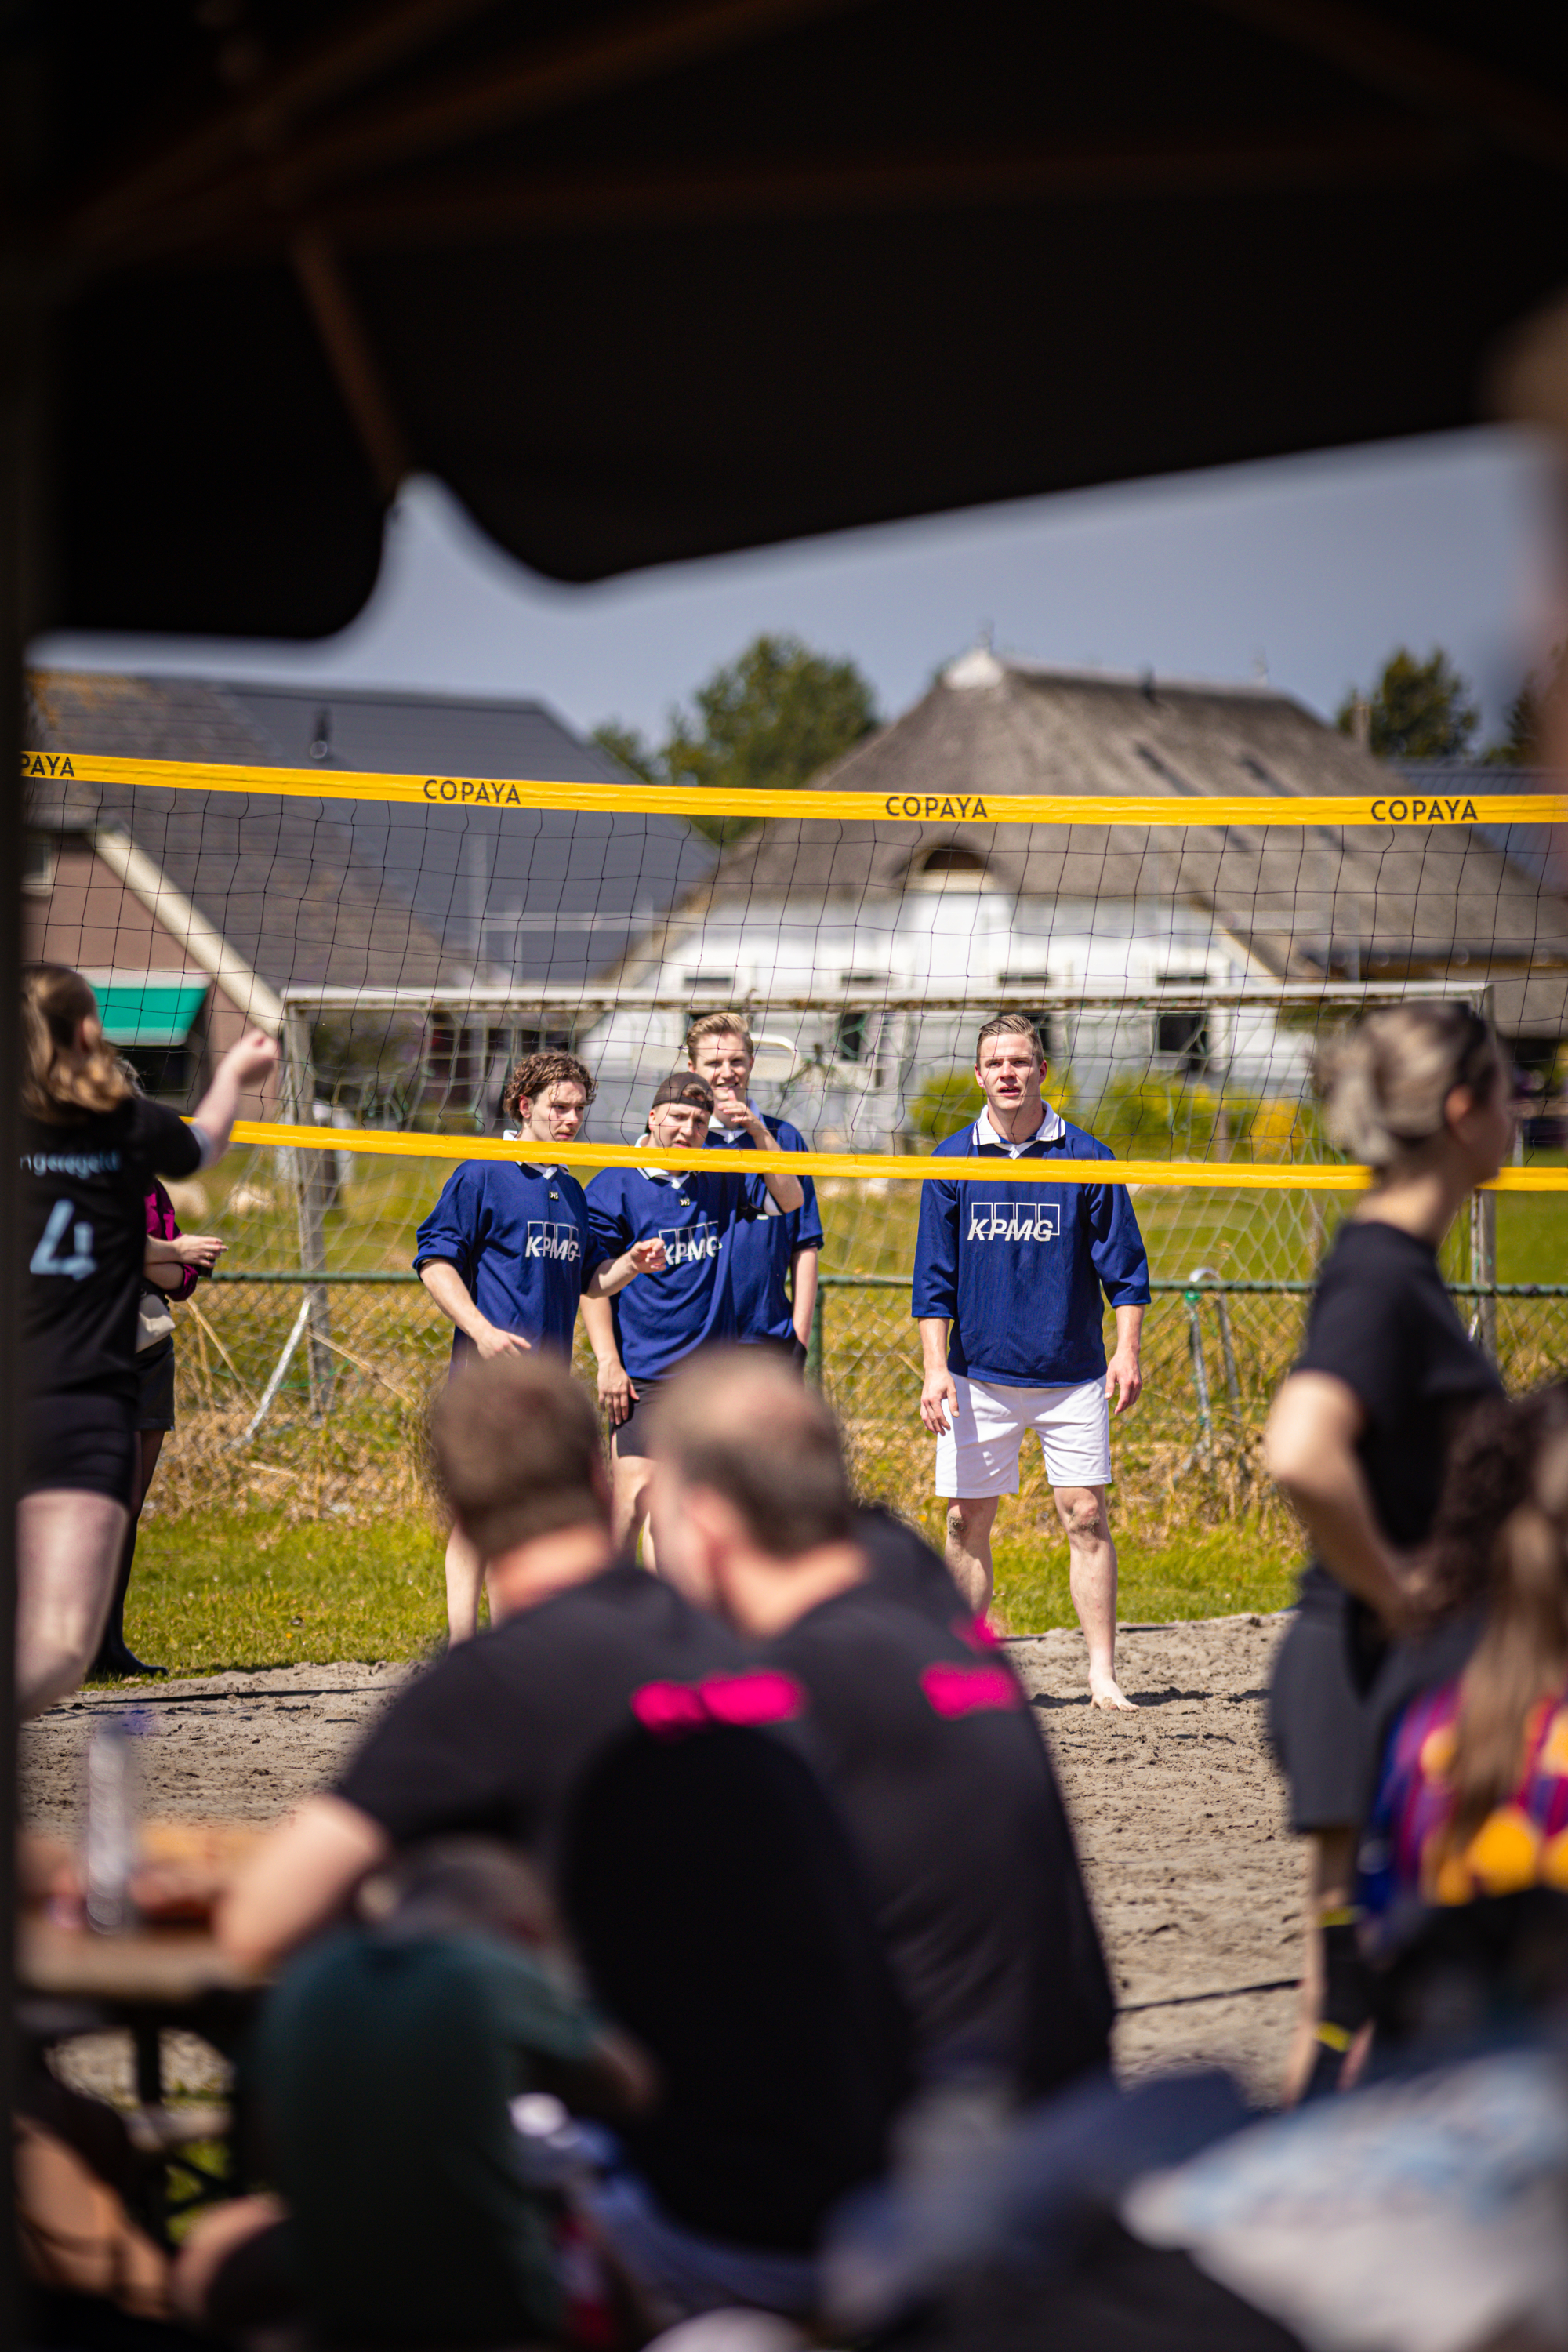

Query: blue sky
<box><xmin>34</xmin><ymin>426</ymin><xmax>1559</xmax><ymax>751</ymax></box>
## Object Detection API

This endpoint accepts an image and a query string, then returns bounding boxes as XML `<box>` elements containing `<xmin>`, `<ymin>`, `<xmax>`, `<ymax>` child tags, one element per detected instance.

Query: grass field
<box><xmin>94</xmin><ymin>1501</ymin><xmax>1301</xmax><ymax>1684</ymax></box>
<box><xmin>97</xmin><ymin>1130</ymin><xmax>1559</xmax><ymax>1682</ymax></box>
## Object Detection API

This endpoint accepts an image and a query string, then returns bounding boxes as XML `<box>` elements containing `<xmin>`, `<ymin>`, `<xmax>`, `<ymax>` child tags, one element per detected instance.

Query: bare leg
<box><xmin>444</xmin><ymin>1523</ymin><xmax>485</xmax><ymax>1644</ymax></box>
<box><xmin>18</xmin><ymin>1491</ymin><xmax>131</xmax><ymax>1717</ymax></box>
<box><xmin>612</xmin><ymin>1448</ymin><xmax>656</xmax><ymax>1571</ymax></box>
<box><xmin>1282</xmin><ymin>1826</ymin><xmax>1357</xmax><ymax>2105</ymax></box>
<box><xmin>945</xmin><ymin>1495</ymin><xmax>999</xmax><ymax>1616</ymax></box>
<box><xmin>1054</xmin><ymin>1483</ymin><xmax>1132</xmax><ymax>1709</ymax></box>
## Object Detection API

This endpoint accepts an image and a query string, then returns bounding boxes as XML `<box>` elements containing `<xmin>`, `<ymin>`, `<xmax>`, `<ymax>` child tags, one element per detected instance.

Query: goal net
<box><xmin>22</xmin><ymin>746</ymin><xmax>1568</xmax><ymax>1570</ymax></box>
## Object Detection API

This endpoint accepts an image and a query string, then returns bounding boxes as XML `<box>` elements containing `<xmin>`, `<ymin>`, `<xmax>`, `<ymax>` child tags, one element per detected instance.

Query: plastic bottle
<box><xmin>83</xmin><ymin>1714</ymin><xmax>142</xmax><ymax>1933</ymax></box>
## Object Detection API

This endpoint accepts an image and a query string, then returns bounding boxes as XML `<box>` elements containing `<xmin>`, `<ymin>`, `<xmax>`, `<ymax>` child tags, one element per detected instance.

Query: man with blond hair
<box><xmin>685</xmin><ymin>1012</ymin><xmax>822</xmax><ymax>1363</ymax></box>
<box><xmin>415</xmin><ymin>1050</ymin><xmax>665</xmax><ymax>1640</ymax></box>
<box><xmin>913</xmin><ymin>1013</ymin><xmax>1150</xmax><ymax>1707</ymax></box>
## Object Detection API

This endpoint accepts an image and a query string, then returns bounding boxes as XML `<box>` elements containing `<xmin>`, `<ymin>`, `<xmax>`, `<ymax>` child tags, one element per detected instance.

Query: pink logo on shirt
<box><xmin>955</xmin><ymin>1613</ymin><xmax>1004</xmax><ymax>1650</ymax></box>
<box><xmin>920</xmin><ymin>1663</ymin><xmax>1025</xmax><ymax>1719</ymax></box>
<box><xmin>630</xmin><ymin>1671</ymin><xmax>807</xmax><ymax>1737</ymax></box>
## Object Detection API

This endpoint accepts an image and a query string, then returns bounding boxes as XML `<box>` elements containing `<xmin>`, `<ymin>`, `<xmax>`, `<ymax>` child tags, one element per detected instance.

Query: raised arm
<box><xmin>189</xmin><ymin>1031</ymin><xmax>281</xmax><ymax>1166</ymax></box>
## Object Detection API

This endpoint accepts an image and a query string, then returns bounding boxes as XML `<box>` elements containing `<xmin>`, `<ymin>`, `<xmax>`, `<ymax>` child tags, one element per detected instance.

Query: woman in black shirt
<box><xmin>1264</xmin><ymin>1002</ymin><xmax>1515</xmax><ymax>2099</ymax></box>
<box><xmin>18</xmin><ymin>965</ymin><xmax>278</xmax><ymax>1715</ymax></box>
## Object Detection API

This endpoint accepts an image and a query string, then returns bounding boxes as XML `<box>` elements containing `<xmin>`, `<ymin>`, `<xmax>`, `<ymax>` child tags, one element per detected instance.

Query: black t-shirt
<box><xmin>337</xmin><ymin>1565</ymin><xmax>909</xmax><ymax>2250</ymax></box>
<box><xmin>765</xmin><ymin>1584</ymin><xmax>1114</xmax><ymax>2100</ymax></box>
<box><xmin>856</xmin><ymin>1504</ymin><xmax>971</xmax><ymax>1630</ymax></box>
<box><xmin>337</xmin><ymin>1563</ymin><xmax>745</xmax><ymax>1860</ymax></box>
<box><xmin>1294</xmin><ymin>1219</ymin><xmax>1503</xmax><ymax>1617</ymax></box>
<box><xmin>20</xmin><ymin>1098</ymin><xmax>203</xmax><ymax>1400</ymax></box>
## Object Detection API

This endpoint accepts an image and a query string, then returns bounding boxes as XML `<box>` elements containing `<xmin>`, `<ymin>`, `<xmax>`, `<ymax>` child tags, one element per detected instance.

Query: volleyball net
<box><xmin>22</xmin><ymin>746</ymin><xmax>1568</xmax><ymax>1543</ymax></box>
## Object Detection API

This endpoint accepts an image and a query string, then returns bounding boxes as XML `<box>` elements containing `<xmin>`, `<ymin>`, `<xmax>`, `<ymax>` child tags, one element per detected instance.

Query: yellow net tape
<box><xmin>24</xmin><ymin>748</ymin><xmax>1568</xmax><ymax>829</ymax></box>
<box><xmin>229</xmin><ymin>1123</ymin><xmax>1557</xmax><ymax>1190</ymax></box>
<box><xmin>41</xmin><ymin>746</ymin><xmax>1561</xmax><ymax>1190</ymax></box>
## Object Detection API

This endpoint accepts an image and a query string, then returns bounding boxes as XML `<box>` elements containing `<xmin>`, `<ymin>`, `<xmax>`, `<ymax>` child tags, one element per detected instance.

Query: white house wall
<box><xmin>579</xmin><ymin>889</ymin><xmax>1311</xmax><ymax>1150</ymax></box>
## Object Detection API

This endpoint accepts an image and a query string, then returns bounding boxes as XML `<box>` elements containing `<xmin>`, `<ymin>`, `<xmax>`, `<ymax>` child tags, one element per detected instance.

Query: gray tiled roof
<box><xmin>27</xmin><ymin>672</ymin><xmax>715</xmax><ymax>996</ymax></box>
<box><xmin>690</xmin><ymin>664</ymin><xmax>1568</xmax><ymax>1034</ymax></box>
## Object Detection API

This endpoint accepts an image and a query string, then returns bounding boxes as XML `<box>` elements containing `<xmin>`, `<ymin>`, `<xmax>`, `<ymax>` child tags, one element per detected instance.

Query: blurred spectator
<box><xmin>647</xmin><ymin>1348</ymin><xmax>1114</xmax><ymax>2102</ymax></box>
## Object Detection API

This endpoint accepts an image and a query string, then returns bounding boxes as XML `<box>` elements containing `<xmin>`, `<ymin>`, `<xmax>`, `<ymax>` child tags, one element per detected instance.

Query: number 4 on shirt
<box><xmin>31</xmin><ymin>1196</ymin><xmax>96</xmax><ymax>1280</ymax></box>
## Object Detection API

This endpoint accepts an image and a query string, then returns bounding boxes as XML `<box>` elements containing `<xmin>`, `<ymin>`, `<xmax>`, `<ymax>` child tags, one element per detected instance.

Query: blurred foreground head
<box><xmin>432</xmin><ymin>1355</ymin><xmax>608</xmax><ymax>1577</ymax></box>
<box><xmin>644</xmin><ymin>1347</ymin><xmax>858</xmax><ymax>1627</ymax></box>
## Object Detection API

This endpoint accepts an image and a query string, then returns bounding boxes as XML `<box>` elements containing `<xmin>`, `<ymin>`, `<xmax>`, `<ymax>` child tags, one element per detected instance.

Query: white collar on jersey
<box><xmin>501</xmin><ymin>1133</ymin><xmax>559</xmax><ymax>1177</ymax></box>
<box><xmin>708</xmin><ymin>1105</ymin><xmax>759</xmax><ymax>1144</ymax></box>
<box><xmin>975</xmin><ymin>1103</ymin><xmax>1065</xmax><ymax>1156</ymax></box>
<box><xmin>636</xmin><ymin>1142</ymin><xmax>685</xmax><ymax>1185</ymax></box>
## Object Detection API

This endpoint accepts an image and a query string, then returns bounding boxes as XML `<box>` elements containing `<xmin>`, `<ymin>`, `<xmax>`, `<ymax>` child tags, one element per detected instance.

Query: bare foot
<box><xmin>1088</xmin><ymin>1670</ymin><xmax>1135</xmax><ymax>1711</ymax></box>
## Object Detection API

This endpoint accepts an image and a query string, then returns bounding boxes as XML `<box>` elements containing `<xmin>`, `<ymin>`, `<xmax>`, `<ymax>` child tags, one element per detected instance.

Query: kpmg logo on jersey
<box><xmin>526</xmin><ymin>1221</ymin><xmax>582</xmax><ymax>1262</ymax></box>
<box><xmin>967</xmin><ymin>1200</ymin><xmax>1061</xmax><ymax>1243</ymax></box>
<box><xmin>659</xmin><ymin>1221</ymin><xmax>720</xmax><ymax>1267</ymax></box>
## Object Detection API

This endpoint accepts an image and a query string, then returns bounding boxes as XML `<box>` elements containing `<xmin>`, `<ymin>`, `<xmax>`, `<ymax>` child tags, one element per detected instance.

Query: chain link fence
<box><xmin>150</xmin><ymin>1258</ymin><xmax>1568</xmax><ymax>1552</ymax></box>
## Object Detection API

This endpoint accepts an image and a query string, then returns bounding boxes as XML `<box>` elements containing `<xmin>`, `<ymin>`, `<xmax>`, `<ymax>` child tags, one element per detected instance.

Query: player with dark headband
<box><xmin>17</xmin><ymin>964</ymin><xmax>278</xmax><ymax>1715</ymax></box>
<box><xmin>583</xmin><ymin>1070</ymin><xmax>803</xmax><ymax>1572</ymax></box>
<box><xmin>415</xmin><ymin>1048</ymin><xmax>667</xmax><ymax>1642</ymax></box>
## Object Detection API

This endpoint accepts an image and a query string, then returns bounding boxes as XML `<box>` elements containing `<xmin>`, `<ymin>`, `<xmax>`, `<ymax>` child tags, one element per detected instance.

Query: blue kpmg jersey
<box><xmin>586</xmin><ymin>1160</ymin><xmax>771</xmax><ymax>1381</ymax></box>
<box><xmin>706</xmin><ymin>1110</ymin><xmax>825</xmax><ymax>1345</ymax></box>
<box><xmin>912</xmin><ymin>1109</ymin><xmax>1151</xmax><ymax>1388</ymax></box>
<box><xmin>413</xmin><ymin>1159</ymin><xmax>608</xmax><ymax>1370</ymax></box>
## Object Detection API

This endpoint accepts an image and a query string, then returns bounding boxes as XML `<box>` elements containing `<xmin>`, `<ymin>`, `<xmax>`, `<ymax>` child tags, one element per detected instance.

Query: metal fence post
<box><xmin>806</xmin><ymin>1286</ymin><xmax>824</xmax><ymax>1389</ymax></box>
<box><xmin>282</xmin><ymin>1010</ymin><xmax>334</xmax><ymax>1415</ymax></box>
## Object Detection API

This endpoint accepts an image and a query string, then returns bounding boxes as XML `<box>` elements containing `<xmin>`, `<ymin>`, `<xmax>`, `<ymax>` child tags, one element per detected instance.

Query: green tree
<box><xmin>590</xmin><ymin>720</ymin><xmax>663</xmax><ymax>784</ymax></box>
<box><xmin>592</xmin><ymin>634</ymin><xmax>879</xmax><ymax>844</ymax></box>
<box><xmin>667</xmin><ymin>634</ymin><xmax>878</xmax><ymax>843</ymax></box>
<box><xmin>1483</xmin><ymin>641</ymin><xmax>1565</xmax><ymax>764</ymax></box>
<box><xmin>1335</xmin><ymin>646</ymin><xmax>1479</xmax><ymax>760</ymax></box>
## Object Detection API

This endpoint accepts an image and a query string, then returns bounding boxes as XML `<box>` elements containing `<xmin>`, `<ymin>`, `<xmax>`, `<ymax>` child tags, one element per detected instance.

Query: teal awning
<box><xmin>97</xmin><ymin>982</ymin><xmax>209</xmax><ymax>1048</ymax></box>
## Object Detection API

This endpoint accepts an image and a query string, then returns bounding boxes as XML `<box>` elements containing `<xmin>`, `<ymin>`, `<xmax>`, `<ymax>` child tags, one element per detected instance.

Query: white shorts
<box><xmin>935</xmin><ymin>1374</ymin><xmax>1112</xmax><ymax>1497</ymax></box>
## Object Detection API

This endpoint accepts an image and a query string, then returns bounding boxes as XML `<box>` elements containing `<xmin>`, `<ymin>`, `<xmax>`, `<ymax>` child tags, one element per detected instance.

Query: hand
<box><xmin>473</xmin><ymin>1323</ymin><xmax>532</xmax><ymax>1360</ymax></box>
<box><xmin>1105</xmin><ymin>1349</ymin><xmax>1142</xmax><ymax>1415</ymax></box>
<box><xmin>598</xmin><ymin>1359</ymin><xmax>637</xmax><ymax>1427</ymax></box>
<box><xmin>223</xmin><ymin>1029</ymin><xmax>281</xmax><ymax>1091</ymax></box>
<box><xmin>172</xmin><ymin>1232</ymin><xmax>226</xmax><ymax>1271</ymax></box>
<box><xmin>920</xmin><ymin>1367</ymin><xmax>960</xmax><ymax>1436</ymax></box>
<box><xmin>710</xmin><ymin>1086</ymin><xmax>756</xmax><ymax>1134</ymax></box>
<box><xmin>627</xmin><ymin>1238</ymin><xmax>667</xmax><ymax>1275</ymax></box>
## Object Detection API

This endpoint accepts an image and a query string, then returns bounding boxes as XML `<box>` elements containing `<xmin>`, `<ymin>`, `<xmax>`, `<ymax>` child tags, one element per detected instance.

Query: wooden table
<box><xmin>16</xmin><ymin>1917</ymin><xmax>269</xmax><ymax>2238</ymax></box>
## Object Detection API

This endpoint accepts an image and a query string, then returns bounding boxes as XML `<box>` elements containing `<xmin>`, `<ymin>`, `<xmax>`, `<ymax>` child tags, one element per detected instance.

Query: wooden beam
<box><xmin>291</xmin><ymin>230</ymin><xmax>412</xmax><ymax>500</ymax></box>
<box><xmin>91</xmin><ymin>120</ymin><xmax>1469</xmax><ymax>270</ymax></box>
<box><xmin>68</xmin><ymin>0</ymin><xmax>873</xmax><ymax>267</ymax></box>
<box><xmin>1198</xmin><ymin>0</ymin><xmax>1568</xmax><ymax>176</ymax></box>
<box><xmin>67</xmin><ymin>0</ymin><xmax>506</xmax><ymax>249</ymax></box>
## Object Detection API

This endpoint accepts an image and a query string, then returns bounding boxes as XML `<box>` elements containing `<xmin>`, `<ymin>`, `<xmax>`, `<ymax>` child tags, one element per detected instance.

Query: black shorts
<box><xmin>132</xmin><ymin>1335</ymin><xmax>176</xmax><ymax>1432</ymax></box>
<box><xmin>1268</xmin><ymin>1578</ymin><xmax>1483</xmax><ymax>1835</ymax></box>
<box><xmin>22</xmin><ymin>1392</ymin><xmax>136</xmax><ymax>1505</ymax></box>
<box><xmin>612</xmin><ymin>1377</ymin><xmax>665</xmax><ymax>1456</ymax></box>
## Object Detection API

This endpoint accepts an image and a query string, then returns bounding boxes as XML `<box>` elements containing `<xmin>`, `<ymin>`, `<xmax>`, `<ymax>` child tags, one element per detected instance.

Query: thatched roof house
<box><xmin>593</xmin><ymin>654</ymin><xmax>1568</xmax><ymax>1146</ymax></box>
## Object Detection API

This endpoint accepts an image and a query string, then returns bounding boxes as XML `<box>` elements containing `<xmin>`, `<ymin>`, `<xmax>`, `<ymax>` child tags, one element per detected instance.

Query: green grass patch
<box><xmin>89</xmin><ymin>1504</ymin><xmax>1300</xmax><ymax>1682</ymax></box>
<box><xmin>90</xmin><ymin>1511</ymin><xmax>447</xmax><ymax>1683</ymax></box>
<box><xmin>993</xmin><ymin>1518</ymin><xmax>1299</xmax><ymax>1635</ymax></box>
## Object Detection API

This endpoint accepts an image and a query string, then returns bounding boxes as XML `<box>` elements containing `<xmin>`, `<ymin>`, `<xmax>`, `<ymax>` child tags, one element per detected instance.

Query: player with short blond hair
<box><xmin>913</xmin><ymin>1014</ymin><xmax>1150</xmax><ymax>1707</ymax></box>
<box><xmin>684</xmin><ymin>1013</ymin><xmax>822</xmax><ymax>1364</ymax></box>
